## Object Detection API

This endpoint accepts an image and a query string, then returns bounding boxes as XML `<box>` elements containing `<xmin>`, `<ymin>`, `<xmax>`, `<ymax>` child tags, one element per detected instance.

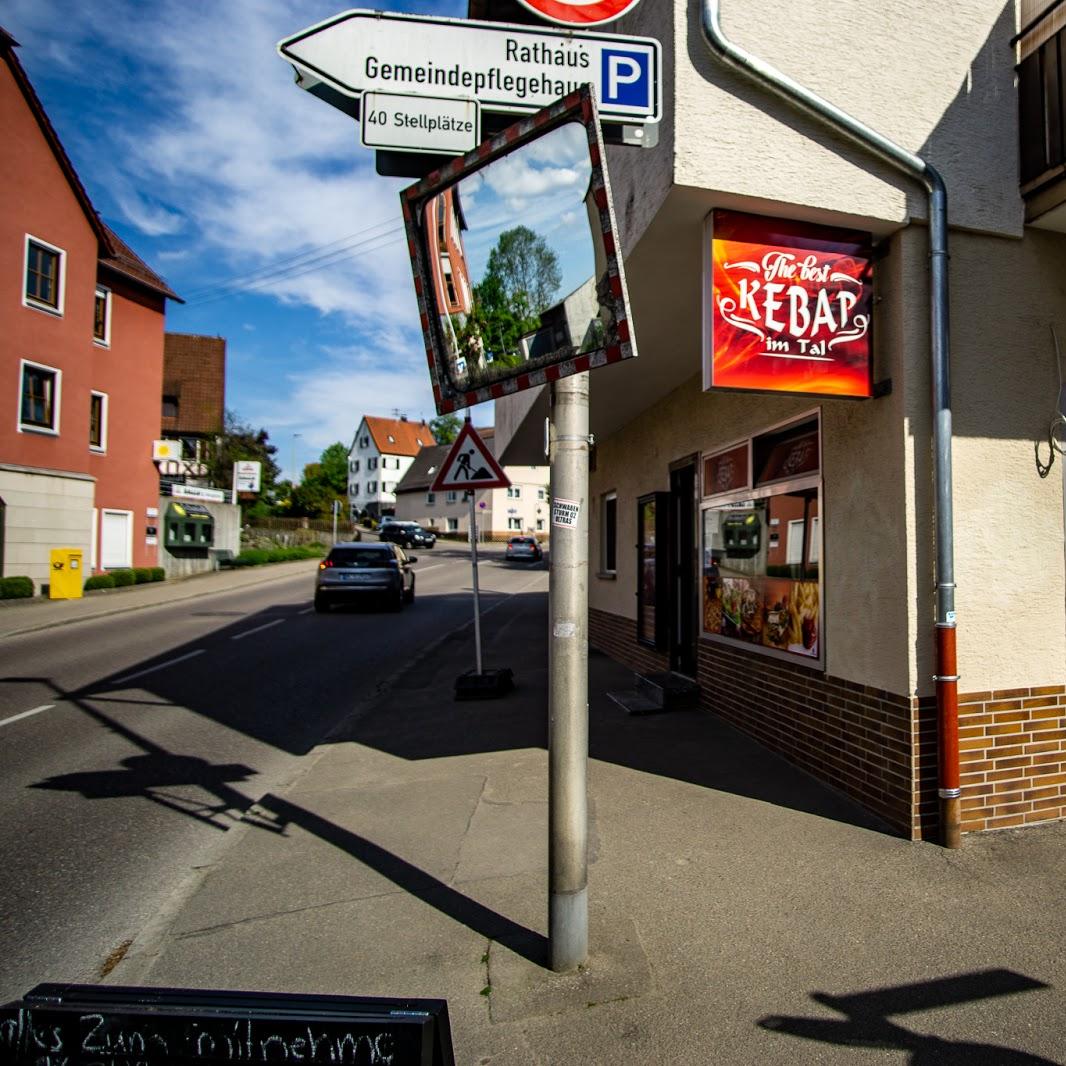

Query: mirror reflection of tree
<box><xmin>450</xmin><ymin>225</ymin><xmax>561</xmax><ymax>371</ymax></box>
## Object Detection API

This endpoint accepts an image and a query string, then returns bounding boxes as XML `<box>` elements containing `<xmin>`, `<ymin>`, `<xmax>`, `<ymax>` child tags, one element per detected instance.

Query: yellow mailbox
<box><xmin>49</xmin><ymin>548</ymin><xmax>84</xmax><ymax>599</ymax></box>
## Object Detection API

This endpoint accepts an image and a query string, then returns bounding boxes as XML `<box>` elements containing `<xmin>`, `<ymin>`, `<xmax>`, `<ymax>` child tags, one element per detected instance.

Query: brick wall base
<box><xmin>589</xmin><ymin>607</ymin><xmax>1066</xmax><ymax>840</ymax></box>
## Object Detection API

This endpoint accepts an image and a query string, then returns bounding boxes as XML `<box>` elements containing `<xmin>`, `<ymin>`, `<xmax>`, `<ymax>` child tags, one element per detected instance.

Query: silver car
<box><xmin>314</xmin><ymin>542</ymin><xmax>416</xmax><ymax>612</ymax></box>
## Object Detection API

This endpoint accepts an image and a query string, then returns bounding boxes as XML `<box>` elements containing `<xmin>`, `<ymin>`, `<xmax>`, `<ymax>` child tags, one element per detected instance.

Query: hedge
<box><xmin>151</xmin><ymin>567</ymin><xmax>166</xmax><ymax>582</ymax></box>
<box><xmin>0</xmin><ymin>576</ymin><xmax>34</xmax><ymax>599</ymax></box>
<box><xmin>110</xmin><ymin>569</ymin><xmax>136</xmax><ymax>587</ymax></box>
<box><xmin>133</xmin><ymin>567</ymin><xmax>154</xmax><ymax>584</ymax></box>
<box><xmin>84</xmin><ymin>573</ymin><xmax>115</xmax><ymax>591</ymax></box>
<box><xmin>225</xmin><ymin>545</ymin><xmax>325</xmax><ymax>568</ymax></box>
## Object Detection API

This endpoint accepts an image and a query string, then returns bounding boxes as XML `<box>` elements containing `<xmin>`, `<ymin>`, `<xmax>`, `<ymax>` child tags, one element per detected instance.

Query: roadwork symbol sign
<box><xmin>431</xmin><ymin>422</ymin><xmax>510</xmax><ymax>492</ymax></box>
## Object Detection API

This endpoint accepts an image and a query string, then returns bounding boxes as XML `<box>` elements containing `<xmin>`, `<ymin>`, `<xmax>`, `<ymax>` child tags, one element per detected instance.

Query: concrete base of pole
<box><xmin>549</xmin><ymin>887</ymin><xmax>588</xmax><ymax>973</ymax></box>
<box><xmin>941</xmin><ymin>796</ymin><xmax>962</xmax><ymax>849</ymax></box>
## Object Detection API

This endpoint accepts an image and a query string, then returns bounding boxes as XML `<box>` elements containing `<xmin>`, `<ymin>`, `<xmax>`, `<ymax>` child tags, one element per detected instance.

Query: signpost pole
<box><xmin>548</xmin><ymin>372</ymin><xmax>589</xmax><ymax>972</ymax></box>
<box><xmin>469</xmin><ymin>490</ymin><xmax>483</xmax><ymax>676</ymax></box>
<box><xmin>465</xmin><ymin>413</ymin><xmax>484</xmax><ymax>676</ymax></box>
<box><xmin>332</xmin><ymin>500</ymin><xmax>339</xmax><ymax>545</ymax></box>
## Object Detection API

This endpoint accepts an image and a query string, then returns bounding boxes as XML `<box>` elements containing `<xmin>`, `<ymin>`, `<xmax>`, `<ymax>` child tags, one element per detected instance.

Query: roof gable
<box><xmin>364</xmin><ymin>415</ymin><xmax>436</xmax><ymax>457</ymax></box>
<box><xmin>1</xmin><ymin>28</ymin><xmax>179</xmax><ymax>303</ymax></box>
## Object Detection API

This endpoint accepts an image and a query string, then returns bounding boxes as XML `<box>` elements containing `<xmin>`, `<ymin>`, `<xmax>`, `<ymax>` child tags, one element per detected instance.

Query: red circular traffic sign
<box><xmin>514</xmin><ymin>0</ymin><xmax>644</xmax><ymax>27</ymax></box>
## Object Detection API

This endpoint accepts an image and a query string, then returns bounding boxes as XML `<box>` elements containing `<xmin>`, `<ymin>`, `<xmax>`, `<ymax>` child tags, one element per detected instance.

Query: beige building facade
<box><xmin>394</xmin><ymin>432</ymin><xmax>550</xmax><ymax>539</ymax></box>
<box><xmin>493</xmin><ymin>0</ymin><xmax>1066</xmax><ymax>839</ymax></box>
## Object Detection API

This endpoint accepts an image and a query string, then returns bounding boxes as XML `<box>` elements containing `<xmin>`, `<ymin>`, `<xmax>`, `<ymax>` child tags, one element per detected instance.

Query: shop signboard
<box><xmin>703</xmin><ymin>210</ymin><xmax>874</xmax><ymax>399</ymax></box>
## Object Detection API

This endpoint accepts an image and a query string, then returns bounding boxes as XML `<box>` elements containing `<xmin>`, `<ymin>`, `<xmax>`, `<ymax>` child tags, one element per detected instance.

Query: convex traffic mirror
<box><xmin>401</xmin><ymin>86</ymin><xmax>637</xmax><ymax>414</ymax></box>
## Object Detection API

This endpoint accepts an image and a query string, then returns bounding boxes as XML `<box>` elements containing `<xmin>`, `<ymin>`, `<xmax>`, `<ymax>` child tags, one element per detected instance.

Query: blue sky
<box><xmin>7</xmin><ymin>0</ymin><xmax>476</xmax><ymax>481</ymax></box>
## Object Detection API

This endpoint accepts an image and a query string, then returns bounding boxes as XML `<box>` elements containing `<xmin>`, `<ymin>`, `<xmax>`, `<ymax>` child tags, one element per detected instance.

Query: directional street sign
<box><xmin>515</xmin><ymin>0</ymin><xmax>645</xmax><ymax>27</ymax></box>
<box><xmin>360</xmin><ymin>92</ymin><xmax>479</xmax><ymax>155</ymax></box>
<box><xmin>431</xmin><ymin>422</ymin><xmax>510</xmax><ymax>492</ymax></box>
<box><xmin>278</xmin><ymin>10</ymin><xmax>661</xmax><ymax>127</ymax></box>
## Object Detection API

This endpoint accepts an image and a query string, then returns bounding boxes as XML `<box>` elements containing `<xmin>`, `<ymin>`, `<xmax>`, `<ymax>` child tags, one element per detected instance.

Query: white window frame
<box><xmin>446</xmin><ymin>490</ymin><xmax>457</xmax><ymax>503</ymax></box>
<box><xmin>23</xmin><ymin>234</ymin><xmax>66</xmax><ymax>316</ymax></box>
<box><xmin>93</xmin><ymin>285</ymin><xmax>112</xmax><ymax>346</ymax></box>
<box><xmin>426</xmin><ymin>491</ymin><xmax>436</xmax><ymax>505</ymax></box>
<box><xmin>89</xmin><ymin>390</ymin><xmax>108</xmax><ymax>452</ymax></box>
<box><xmin>508</xmin><ymin>517</ymin><xmax>522</xmax><ymax>530</ymax></box>
<box><xmin>18</xmin><ymin>359</ymin><xmax>62</xmax><ymax>435</ymax></box>
<box><xmin>507</xmin><ymin>486</ymin><xmax>521</xmax><ymax>498</ymax></box>
<box><xmin>447</xmin><ymin>517</ymin><xmax>459</xmax><ymax>532</ymax></box>
<box><xmin>368</xmin><ymin>480</ymin><xmax>377</xmax><ymax>493</ymax></box>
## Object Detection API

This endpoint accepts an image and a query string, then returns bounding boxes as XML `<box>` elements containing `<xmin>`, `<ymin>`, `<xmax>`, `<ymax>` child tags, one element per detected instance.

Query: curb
<box><xmin>0</xmin><ymin>560</ymin><xmax>321</xmax><ymax>640</ymax></box>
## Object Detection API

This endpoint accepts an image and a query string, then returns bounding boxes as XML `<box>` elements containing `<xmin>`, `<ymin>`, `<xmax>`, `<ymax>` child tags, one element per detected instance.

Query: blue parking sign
<box><xmin>601</xmin><ymin>48</ymin><xmax>651</xmax><ymax>109</ymax></box>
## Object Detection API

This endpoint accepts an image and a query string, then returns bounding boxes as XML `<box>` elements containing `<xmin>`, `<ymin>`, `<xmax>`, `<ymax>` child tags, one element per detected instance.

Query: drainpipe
<box><xmin>700</xmin><ymin>1</ymin><xmax>960</xmax><ymax>847</ymax></box>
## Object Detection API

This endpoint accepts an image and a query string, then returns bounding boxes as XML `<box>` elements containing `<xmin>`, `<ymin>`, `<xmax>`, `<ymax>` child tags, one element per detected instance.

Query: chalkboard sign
<box><xmin>0</xmin><ymin>983</ymin><xmax>454</xmax><ymax>1066</ymax></box>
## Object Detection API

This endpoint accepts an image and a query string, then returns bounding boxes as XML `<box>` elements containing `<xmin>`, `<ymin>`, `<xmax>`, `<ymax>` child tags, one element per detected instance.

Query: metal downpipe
<box><xmin>700</xmin><ymin>0</ymin><xmax>960</xmax><ymax>847</ymax></box>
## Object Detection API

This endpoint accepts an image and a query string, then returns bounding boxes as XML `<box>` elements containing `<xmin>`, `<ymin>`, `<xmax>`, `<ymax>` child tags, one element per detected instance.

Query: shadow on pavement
<box><xmin>758</xmin><ymin>969</ymin><xmax>1059</xmax><ymax>1065</ymax></box>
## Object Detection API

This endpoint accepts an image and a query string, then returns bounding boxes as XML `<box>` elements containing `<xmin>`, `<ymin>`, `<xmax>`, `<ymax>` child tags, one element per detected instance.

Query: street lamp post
<box><xmin>291</xmin><ymin>433</ymin><xmax>302</xmax><ymax>484</ymax></box>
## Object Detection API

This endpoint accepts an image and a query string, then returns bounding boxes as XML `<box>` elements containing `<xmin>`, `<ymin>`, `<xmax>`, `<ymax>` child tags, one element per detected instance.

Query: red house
<box><xmin>0</xmin><ymin>28</ymin><xmax>180</xmax><ymax>587</ymax></box>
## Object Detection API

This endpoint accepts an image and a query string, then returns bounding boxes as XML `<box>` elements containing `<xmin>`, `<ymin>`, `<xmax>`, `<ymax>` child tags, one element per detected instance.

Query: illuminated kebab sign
<box><xmin>703</xmin><ymin>210</ymin><xmax>874</xmax><ymax>398</ymax></box>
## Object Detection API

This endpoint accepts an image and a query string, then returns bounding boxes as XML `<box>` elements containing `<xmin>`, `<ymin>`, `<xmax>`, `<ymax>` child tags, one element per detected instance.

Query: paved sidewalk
<box><xmin>0</xmin><ymin>560</ymin><xmax>324</xmax><ymax>640</ymax></box>
<box><xmin>108</xmin><ymin>587</ymin><xmax>1066</xmax><ymax>1065</ymax></box>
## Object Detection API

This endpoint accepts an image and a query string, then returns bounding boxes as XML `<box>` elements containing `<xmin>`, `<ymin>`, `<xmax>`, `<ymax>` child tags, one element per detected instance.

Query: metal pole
<box><xmin>332</xmin><ymin>500</ymin><xmax>339</xmax><ymax>545</ymax></box>
<box><xmin>548</xmin><ymin>372</ymin><xmax>589</xmax><ymax>971</ymax></box>
<box><xmin>469</xmin><ymin>489</ymin><xmax>483</xmax><ymax>675</ymax></box>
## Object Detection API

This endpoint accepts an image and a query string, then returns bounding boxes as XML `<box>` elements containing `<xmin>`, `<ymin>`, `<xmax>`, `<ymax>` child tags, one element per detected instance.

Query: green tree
<box><xmin>316</xmin><ymin>442</ymin><xmax>349</xmax><ymax>496</ymax></box>
<box><xmin>285</xmin><ymin>442</ymin><xmax>349</xmax><ymax>518</ymax></box>
<box><xmin>485</xmin><ymin>225</ymin><xmax>561</xmax><ymax>314</ymax></box>
<box><xmin>207</xmin><ymin>410</ymin><xmax>282</xmax><ymax>514</ymax></box>
<box><xmin>429</xmin><ymin>414</ymin><xmax>462</xmax><ymax>444</ymax></box>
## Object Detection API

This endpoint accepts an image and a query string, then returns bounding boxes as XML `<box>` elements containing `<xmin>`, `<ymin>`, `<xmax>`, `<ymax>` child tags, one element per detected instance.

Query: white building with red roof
<box><xmin>347</xmin><ymin>414</ymin><xmax>436</xmax><ymax>521</ymax></box>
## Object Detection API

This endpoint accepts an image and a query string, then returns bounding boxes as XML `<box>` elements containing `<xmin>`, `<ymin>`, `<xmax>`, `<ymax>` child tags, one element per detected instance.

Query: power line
<box><xmin>179</xmin><ymin>218</ymin><xmax>403</xmax><ymax>302</ymax></box>
<box><xmin>183</xmin><ymin>229</ymin><xmax>406</xmax><ymax>307</ymax></box>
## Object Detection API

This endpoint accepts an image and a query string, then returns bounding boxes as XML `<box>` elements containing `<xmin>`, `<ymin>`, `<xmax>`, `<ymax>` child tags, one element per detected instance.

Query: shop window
<box><xmin>93</xmin><ymin>287</ymin><xmax>111</xmax><ymax>345</ymax></box>
<box><xmin>24</xmin><ymin>236</ymin><xmax>64</xmax><ymax>313</ymax></box>
<box><xmin>701</xmin><ymin>414</ymin><xmax>822</xmax><ymax>663</ymax></box>
<box><xmin>19</xmin><ymin>360</ymin><xmax>60</xmax><ymax>433</ymax></box>
<box><xmin>601</xmin><ymin>492</ymin><xmax>617</xmax><ymax>573</ymax></box>
<box><xmin>636</xmin><ymin>492</ymin><xmax>668</xmax><ymax>649</ymax></box>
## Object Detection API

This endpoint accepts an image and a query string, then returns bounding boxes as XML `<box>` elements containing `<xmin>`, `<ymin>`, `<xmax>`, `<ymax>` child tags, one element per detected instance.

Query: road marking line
<box><xmin>0</xmin><ymin>704</ymin><xmax>55</xmax><ymax>730</ymax></box>
<box><xmin>413</xmin><ymin>564</ymin><xmax>444</xmax><ymax>573</ymax></box>
<box><xmin>297</xmin><ymin>607</ymin><xmax>314</xmax><ymax>615</ymax></box>
<box><xmin>231</xmin><ymin>618</ymin><xmax>285</xmax><ymax>641</ymax></box>
<box><xmin>112</xmin><ymin>649</ymin><xmax>206</xmax><ymax>684</ymax></box>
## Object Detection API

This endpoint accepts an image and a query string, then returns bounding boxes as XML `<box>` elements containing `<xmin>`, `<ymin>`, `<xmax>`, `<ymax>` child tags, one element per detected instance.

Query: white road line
<box><xmin>0</xmin><ymin>704</ymin><xmax>55</xmax><ymax>730</ymax></box>
<box><xmin>297</xmin><ymin>607</ymin><xmax>314</xmax><ymax>615</ymax></box>
<box><xmin>413</xmin><ymin>564</ymin><xmax>445</xmax><ymax>574</ymax></box>
<box><xmin>231</xmin><ymin>618</ymin><xmax>285</xmax><ymax>641</ymax></box>
<box><xmin>112</xmin><ymin>649</ymin><xmax>206</xmax><ymax>685</ymax></box>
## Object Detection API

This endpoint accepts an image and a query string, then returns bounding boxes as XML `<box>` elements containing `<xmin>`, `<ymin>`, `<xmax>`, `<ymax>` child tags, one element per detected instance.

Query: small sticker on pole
<box><xmin>552</xmin><ymin>498</ymin><xmax>581</xmax><ymax>528</ymax></box>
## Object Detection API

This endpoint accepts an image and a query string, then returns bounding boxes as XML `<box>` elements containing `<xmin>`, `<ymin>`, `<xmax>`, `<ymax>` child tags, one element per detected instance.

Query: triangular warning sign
<box><xmin>430</xmin><ymin>422</ymin><xmax>510</xmax><ymax>492</ymax></box>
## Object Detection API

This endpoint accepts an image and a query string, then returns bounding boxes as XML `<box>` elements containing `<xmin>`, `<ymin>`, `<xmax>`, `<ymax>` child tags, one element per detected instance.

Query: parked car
<box><xmin>505</xmin><ymin>535</ymin><xmax>543</xmax><ymax>562</ymax></box>
<box><xmin>314</xmin><ymin>542</ymin><xmax>416</xmax><ymax>612</ymax></box>
<box><xmin>379</xmin><ymin>521</ymin><xmax>436</xmax><ymax>549</ymax></box>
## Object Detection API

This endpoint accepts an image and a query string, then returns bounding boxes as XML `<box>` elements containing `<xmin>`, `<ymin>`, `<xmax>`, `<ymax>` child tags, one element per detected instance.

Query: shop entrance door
<box><xmin>669</xmin><ymin>458</ymin><xmax>698</xmax><ymax>676</ymax></box>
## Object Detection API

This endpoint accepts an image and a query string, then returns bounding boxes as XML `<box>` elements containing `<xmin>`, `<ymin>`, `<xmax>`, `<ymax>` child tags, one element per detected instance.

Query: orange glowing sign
<box><xmin>705</xmin><ymin>211</ymin><xmax>873</xmax><ymax>398</ymax></box>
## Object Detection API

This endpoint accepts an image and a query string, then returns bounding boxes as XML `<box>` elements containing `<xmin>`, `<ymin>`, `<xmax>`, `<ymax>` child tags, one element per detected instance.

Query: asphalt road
<box><xmin>0</xmin><ymin>549</ymin><xmax>546</xmax><ymax>1003</ymax></box>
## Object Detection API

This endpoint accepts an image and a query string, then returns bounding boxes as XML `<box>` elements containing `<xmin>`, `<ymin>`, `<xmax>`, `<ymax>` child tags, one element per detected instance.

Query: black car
<box><xmin>314</xmin><ymin>542</ymin><xmax>416</xmax><ymax>612</ymax></box>
<box><xmin>379</xmin><ymin>521</ymin><xmax>436</xmax><ymax>549</ymax></box>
